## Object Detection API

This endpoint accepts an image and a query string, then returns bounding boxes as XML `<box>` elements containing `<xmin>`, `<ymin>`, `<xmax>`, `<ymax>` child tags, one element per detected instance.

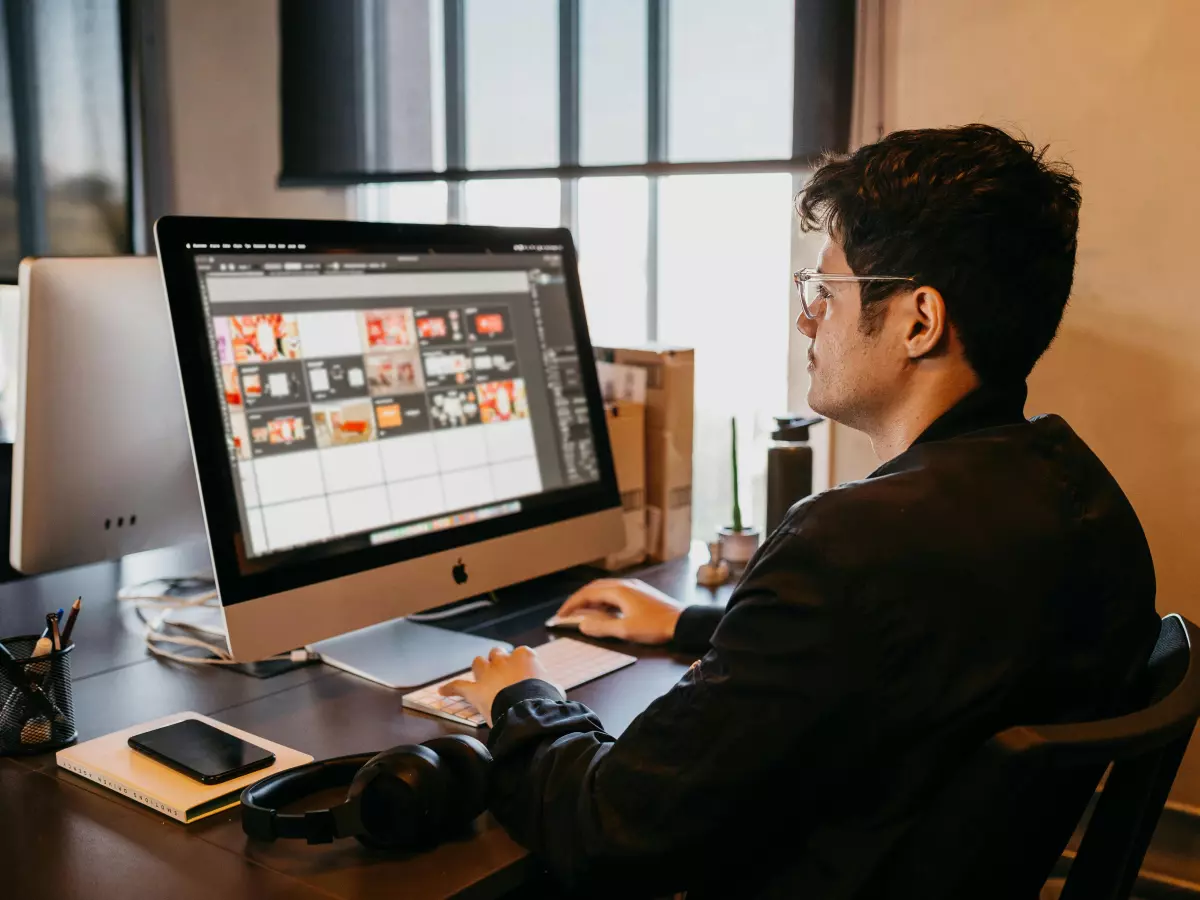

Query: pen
<box><xmin>61</xmin><ymin>597</ymin><xmax>82</xmax><ymax>645</ymax></box>
<box><xmin>48</xmin><ymin>613</ymin><xmax>62</xmax><ymax>652</ymax></box>
<box><xmin>40</xmin><ymin>608</ymin><xmax>64</xmax><ymax>640</ymax></box>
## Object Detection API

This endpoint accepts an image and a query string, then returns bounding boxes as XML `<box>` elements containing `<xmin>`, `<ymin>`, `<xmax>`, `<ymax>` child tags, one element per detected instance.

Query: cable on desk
<box><xmin>119</xmin><ymin>580</ymin><xmax>501</xmax><ymax>666</ymax></box>
<box><xmin>116</xmin><ymin>576</ymin><xmax>217</xmax><ymax>607</ymax></box>
<box><xmin>117</xmin><ymin>577</ymin><xmax>315</xmax><ymax>667</ymax></box>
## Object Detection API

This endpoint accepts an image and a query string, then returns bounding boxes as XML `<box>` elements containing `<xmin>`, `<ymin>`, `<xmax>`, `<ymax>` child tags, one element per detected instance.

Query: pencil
<box><xmin>61</xmin><ymin>597</ymin><xmax>82</xmax><ymax>644</ymax></box>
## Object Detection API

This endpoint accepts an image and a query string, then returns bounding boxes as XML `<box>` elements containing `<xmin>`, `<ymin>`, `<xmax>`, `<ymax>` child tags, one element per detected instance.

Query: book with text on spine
<box><xmin>55</xmin><ymin>711</ymin><xmax>312</xmax><ymax>823</ymax></box>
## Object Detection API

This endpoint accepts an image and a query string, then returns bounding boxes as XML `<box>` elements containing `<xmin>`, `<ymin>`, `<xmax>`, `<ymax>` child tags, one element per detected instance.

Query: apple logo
<box><xmin>452</xmin><ymin>558</ymin><xmax>468</xmax><ymax>585</ymax></box>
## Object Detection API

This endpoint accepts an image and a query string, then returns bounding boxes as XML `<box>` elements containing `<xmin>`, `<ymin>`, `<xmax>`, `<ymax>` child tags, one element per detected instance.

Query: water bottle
<box><xmin>766</xmin><ymin>416</ymin><xmax>821</xmax><ymax>534</ymax></box>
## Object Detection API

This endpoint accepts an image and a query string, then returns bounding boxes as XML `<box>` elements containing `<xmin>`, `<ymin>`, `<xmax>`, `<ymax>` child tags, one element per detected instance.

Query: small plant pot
<box><xmin>718</xmin><ymin>527</ymin><xmax>761</xmax><ymax>572</ymax></box>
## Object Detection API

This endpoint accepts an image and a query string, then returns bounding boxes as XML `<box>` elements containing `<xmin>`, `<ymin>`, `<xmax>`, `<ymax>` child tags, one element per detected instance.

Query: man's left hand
<box><xmin>439</xmin><ymin>646</ymin><xmax>557</xmax><ymax>727</ymax></box>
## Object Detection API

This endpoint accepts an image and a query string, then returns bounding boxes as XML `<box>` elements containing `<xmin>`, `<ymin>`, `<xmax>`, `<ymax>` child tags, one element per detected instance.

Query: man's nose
<box><xmin>796</xmin><ymin>312</ymin><xmax>818</xmax><ymax>340</ymax></box>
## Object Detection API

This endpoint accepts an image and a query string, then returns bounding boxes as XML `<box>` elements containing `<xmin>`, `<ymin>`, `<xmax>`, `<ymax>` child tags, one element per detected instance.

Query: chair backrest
<box><xmin>870</xmin><ymin>614</ymin><xmax>1200</xmax><ymax>900</ymax></box>
<box><xmin>1057</xmin><ymin>613</ymin><xmax>1197</xmax><ymax>900</ymax></box>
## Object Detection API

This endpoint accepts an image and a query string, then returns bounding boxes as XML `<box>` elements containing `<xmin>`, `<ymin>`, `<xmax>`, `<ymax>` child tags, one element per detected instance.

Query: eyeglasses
<box><xmin>793</xmin><ymin>269</ymin><xmax>916</xmax><ymax>321</ymax></box>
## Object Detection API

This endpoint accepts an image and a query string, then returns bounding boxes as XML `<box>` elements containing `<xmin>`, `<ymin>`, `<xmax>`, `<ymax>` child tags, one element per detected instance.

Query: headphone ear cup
<box><xmin>421</xmin><ymin>734</ymin><xmax>492</xmax><ymax>835</ymax></box>
<box><xmin>347</xmin><ymin>744</ymin><xmax>447</xmax><ymax>851</ymax></box>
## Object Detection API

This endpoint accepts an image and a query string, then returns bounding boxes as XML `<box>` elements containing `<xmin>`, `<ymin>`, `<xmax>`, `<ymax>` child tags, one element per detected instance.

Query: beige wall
<box><xmin>163</xmin><ymin>0</ymin><xmax>347</xmax><ymax>219</ymax></box>
<box><xmin>865</xmin><ymin>0</ymin><xmax>1200</xmax><ymax>806</ymax></box>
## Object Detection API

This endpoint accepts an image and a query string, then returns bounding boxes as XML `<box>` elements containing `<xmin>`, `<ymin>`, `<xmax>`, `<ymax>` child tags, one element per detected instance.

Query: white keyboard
<box><xmin>402</xmin><ymin>637</ymin><xmax>637</xmax><ymax>727</ymax></box>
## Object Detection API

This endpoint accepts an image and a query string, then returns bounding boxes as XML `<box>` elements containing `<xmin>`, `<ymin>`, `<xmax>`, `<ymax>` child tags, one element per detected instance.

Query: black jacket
<box><xmin>486</xmin><ymin>386</ymin><xmax>1159</xmax><ymax>899</ymax></box>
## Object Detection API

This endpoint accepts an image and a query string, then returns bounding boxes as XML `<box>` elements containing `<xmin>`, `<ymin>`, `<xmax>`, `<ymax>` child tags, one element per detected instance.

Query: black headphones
<box><xmin>240</xmin><ymin>734</ymin><xmax>492</xmax><ymax>850</ymax></box>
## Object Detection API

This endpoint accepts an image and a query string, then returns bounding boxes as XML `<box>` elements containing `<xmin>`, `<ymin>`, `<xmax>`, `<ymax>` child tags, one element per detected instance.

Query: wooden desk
<box><xmin>0</xmin><ymin>545</ymin><xmax>733</xmax><ymax>899</ymax></box>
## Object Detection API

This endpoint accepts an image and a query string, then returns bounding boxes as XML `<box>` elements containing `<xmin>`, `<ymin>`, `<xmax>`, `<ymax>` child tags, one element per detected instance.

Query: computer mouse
<box><xmin>544</xmin><ymin>608</ymin><xmax>619</xmax><ymax>630</ymax></box>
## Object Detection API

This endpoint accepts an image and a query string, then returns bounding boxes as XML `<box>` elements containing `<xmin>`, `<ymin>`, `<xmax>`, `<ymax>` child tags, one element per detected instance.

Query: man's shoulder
<box><xmin>771</xmin><ymin>471</ymin><xmax>941</xmax><ymax>565</ymax></box>
<box><xmin>773</xmin><ymin>413</ymin><xmax>1133</xmax><ymax>560</ymax></box>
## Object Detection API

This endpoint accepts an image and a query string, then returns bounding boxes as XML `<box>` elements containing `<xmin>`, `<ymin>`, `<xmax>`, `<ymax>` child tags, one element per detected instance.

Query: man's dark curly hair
<box><xmin>796</xmin><ymin>124</ymin><xmax>1081</xmax><ymax>384</ymax></box>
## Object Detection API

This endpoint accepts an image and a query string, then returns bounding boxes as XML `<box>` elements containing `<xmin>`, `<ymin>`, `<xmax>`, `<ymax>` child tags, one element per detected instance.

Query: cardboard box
<box><xmin>596</xmin><ymin>346</ymin><xmax>694</xmax><ymax>562</ymax></box>
<box><xmin>594</xmin><ymin>401</ymin><xmax>647</xmax><ymax>570</ymax></box>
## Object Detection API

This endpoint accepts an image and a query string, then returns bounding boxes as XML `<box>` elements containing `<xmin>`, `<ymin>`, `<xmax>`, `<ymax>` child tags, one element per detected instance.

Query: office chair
<box><xmin>870</xmin><ymin>613</ymin><xmax>1200</xmax><ymax>900</ymax></box>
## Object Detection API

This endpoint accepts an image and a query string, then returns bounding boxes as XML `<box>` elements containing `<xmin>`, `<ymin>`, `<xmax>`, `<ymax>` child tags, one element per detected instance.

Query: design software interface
<box><xmin>193</xmin><ymin>249</ymin><xmax>600</xmax><ymax>560</ymax></box>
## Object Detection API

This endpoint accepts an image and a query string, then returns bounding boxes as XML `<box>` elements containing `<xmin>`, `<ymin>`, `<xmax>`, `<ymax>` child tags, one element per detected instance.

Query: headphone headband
<box><xmin>240</xmin><ymin>735</ymin><xmax>492</xmax><ymax>851</ymax></box>
<box><xmin>241</xmin><ymin>753</ymin><xmax>375</xmax><ymax>844</ymax></box>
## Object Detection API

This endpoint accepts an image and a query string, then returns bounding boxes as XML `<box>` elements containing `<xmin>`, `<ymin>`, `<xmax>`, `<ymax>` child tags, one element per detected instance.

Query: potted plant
<box><xmin>718</xmin><ymin>416</ymin><xmax>760</xmax><ymax>572</ymax></box>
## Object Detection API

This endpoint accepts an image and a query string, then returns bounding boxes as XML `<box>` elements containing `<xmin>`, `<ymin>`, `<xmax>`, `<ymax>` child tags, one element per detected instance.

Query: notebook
<box><xmin>55</xmin><ymin>711</ymin><xmax>312</xmax><ymax>823</ymax></box>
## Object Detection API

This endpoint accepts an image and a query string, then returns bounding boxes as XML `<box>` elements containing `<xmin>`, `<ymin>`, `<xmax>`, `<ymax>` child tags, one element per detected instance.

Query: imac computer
<box><xmin>11</xmin><ymin>257</ymin><xmax>205</xmax><ymax>573</ymax></box>
<box><xmin>155</xmin><ymin>217</ymin><xmax>624</xmax><ymax>687</ymax></box>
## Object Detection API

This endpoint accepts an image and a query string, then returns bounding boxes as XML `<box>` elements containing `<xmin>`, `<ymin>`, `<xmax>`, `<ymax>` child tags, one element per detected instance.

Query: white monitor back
<box><xmin>0</xmin><ymin>284</ymin><xmax>20</xmax><ymax>442</ymax></box>
<box><xmin>11</xmin><ymin>257</ymin><xmax>205</xmax><ymax>573</ymax></box>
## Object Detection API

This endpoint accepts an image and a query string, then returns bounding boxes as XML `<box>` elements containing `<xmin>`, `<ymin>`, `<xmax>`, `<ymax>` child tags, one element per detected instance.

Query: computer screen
<box><xmin>192</xmin><ymin>247</ymin><xmax>603</xmax><ymax>568</ymax></box>
<box><xmin>157</xmin><ymin>218</ymin><xmax>621</xmax><ymax>658</ymax></box>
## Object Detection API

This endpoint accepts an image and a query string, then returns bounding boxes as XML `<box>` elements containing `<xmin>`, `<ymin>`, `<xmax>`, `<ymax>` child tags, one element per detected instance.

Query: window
<box><xmin>577</xmin><ymin>177</ymin><xmax>649</xmax><ymax>347</ymax></box>
<box><xmin>0</xmin><ymin>0</ymin><xmax>130</xmax><ymax>278</ymax></box>
<box><xmin>346</xmin><ymin>1</ymin><xmax>855</xmax><ymax>539</ymax></box>
<box><xmin>657</xmin><ymin>173</ymin><xmax>794</xmax><ymax>534</ymax></box>
<box><xmin>464</xmin><ymin>179</ymin><xmax>560</xmax><ymax>228</ymax></box>
<box><xmin>667</xmin><ymin>0</ymin><xmax>794</xmax><ymax>162</ymax></box>
<box><xmin>358</xmin><ymin>182</ymin><xmax>449</xmax><ymax>225</ymax></box>
<box><xmin>35</xmin><ymin>0</ymin><xmax>128</xmax><ymax>256</ymax></box>
<box><xmin>463</xmin><ymin>0</ymin><xmax>559</xmax><ymax>170</ymax></box>
<box><xmin>579</xmin><ymin>0</ymin><xmax>646</xmax><ymax>166</ymax></box>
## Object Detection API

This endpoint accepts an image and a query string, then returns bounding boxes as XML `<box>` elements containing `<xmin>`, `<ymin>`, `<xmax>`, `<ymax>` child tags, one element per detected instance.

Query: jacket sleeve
<box><xmin>670</xmin><ymin>603</ymin><xmax>725</xmax><ymax>654</ymax></box>
<box><xmin>486</xmin><ymin>521</ymin><xmax>880</xmax><ymax>896</ymax></box>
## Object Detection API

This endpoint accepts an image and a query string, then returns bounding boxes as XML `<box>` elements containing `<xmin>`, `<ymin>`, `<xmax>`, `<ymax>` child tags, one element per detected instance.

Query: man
<box><xmin>441</xmin><ymin>125</ymin><xmax>1160</xmax><ymax>898</ymax></box>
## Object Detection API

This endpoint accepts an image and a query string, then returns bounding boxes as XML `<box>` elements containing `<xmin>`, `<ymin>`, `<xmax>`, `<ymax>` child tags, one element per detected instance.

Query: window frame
<box><xmin>291</xmin><ymin>0</ymin><xmax>855</xmax><ymax>185</ymax></box>
<box><xmin>340</xmin><ymin>0</ymin><xmax>854</xmax><ymax>340</ymax></box>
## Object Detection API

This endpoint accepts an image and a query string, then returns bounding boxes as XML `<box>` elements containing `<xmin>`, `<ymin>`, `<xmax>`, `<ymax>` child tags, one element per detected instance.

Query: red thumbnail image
<box><xmin>417</xmin><ymin>315</ymin><xmax>447</xmax><ymax>339</ymax></box>
<box><xmin>229</xmin><ymin>411</ymin><xmax>251</xmax><ymax>460</ymax></box>
<box><xmin>416</xmin><ymin>308</ymin><xmax>464</xmax><ymax>343</ymax></box>
<box><xmin>477</xmin><ymin>379</ymin><xmax>529</xmax><ymax>423</ymax></box>
<box><xmin>241</xmin><ymin>371</ymin><xmax>263</xmax><ymax>400</ymax></box>
<box><xmin>465</xmin><ymin>306</ymin><xmax>509</xmax><ymax>341</ymax></box>
<box><xmin>474</xmin><ymin>313</ymin><xmax>505</xmax><ymax>336</ymax></box>
<box><xmin>365</xmin><ymin>348</ymin><xmax>425</xmax><ymax>396</ymax></box>
<box><xmin>362</xmin><ymin>309</ymin><xmax>416</xmax><ymax>348</ymax></box>
<box><xmin>268</xmin><ymin>416</ymin><xmax>307</xmax><ymax>445</ymax></box>
<box><xmin>222</xmin><ymin>365</ymin><xmax>242</xmax><ymax>406</ymax></box>
<box><xmin>229</xmin><ymin>314</ymin><xmax>301</xmax><ymax>362</ymax></box>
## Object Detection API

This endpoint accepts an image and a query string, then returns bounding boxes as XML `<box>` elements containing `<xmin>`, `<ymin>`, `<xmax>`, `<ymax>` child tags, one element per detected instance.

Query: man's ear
<box><xmin>902</xmin><ymin>286</ymin><xmax>948</xmax><ymax>360</ymax></box>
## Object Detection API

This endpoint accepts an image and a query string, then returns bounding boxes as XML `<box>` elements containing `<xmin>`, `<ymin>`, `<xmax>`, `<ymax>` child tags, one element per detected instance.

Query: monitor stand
<box><xmin>156</xmin><ymin>598</ymin><xmax>315</xmax><ymax>678</ymax></box>
<box><xmin>311</xmin><ymin>619</ymin><xmax>512</xmax><ymax>690</ymax></box>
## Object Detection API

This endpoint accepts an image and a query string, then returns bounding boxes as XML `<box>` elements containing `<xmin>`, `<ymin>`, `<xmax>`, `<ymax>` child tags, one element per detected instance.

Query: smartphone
<box><xmin>128</xmin><ymin>719</ymin><xmax>276</xmax><ymax>785</ymax></box>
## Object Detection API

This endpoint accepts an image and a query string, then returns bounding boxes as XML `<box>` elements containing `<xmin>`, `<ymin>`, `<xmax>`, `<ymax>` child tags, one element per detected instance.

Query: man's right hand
<box><xmin>553</xmin><ymin>579</ymin><xmax>686</xmax><ymax>645</ymax></box>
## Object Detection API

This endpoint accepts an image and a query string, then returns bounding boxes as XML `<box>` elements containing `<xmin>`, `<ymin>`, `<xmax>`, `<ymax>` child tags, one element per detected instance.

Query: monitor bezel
<box><xmin>154</xmin><ymin>216</ymin><xmax>620</xmax><ymax>607</ymax></box>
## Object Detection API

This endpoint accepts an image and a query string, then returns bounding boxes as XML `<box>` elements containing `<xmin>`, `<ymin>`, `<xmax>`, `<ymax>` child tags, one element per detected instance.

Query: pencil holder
<box><xmin>0</xmin><ymin>634</ymin><xmax>78</xmax><ymax>756</ymax></box>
